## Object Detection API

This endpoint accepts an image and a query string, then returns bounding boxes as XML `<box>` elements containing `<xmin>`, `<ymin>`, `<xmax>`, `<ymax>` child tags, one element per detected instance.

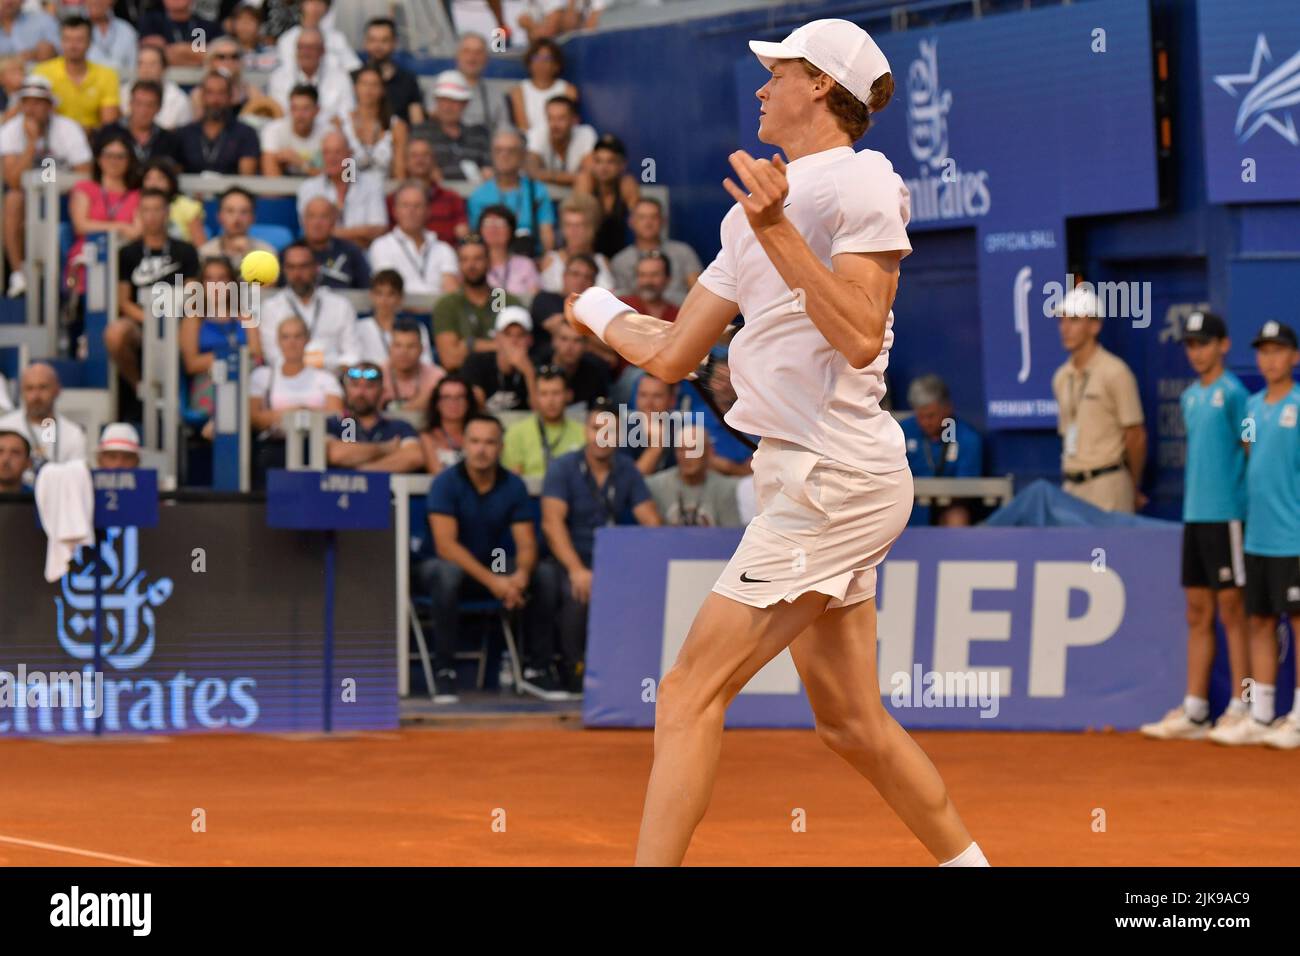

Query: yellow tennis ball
<box><xmin>241</xmin><ymin>249</ymin><xmax>280</xmax><ymax>285</ymax></box>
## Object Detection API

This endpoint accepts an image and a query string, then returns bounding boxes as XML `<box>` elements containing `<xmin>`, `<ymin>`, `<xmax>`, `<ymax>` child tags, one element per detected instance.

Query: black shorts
<box><xmin>1181</xmin><ymin>521</ymin><xmax>1246</xmax><ymax>590</ymax></box>
<box><xmin>1244</xmin><ymin>554</ymin><xmax>1300</xmax><ymax>617</ymax></box>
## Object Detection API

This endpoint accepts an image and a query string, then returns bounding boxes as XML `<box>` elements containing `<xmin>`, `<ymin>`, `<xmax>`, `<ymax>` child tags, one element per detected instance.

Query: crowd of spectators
<box><xmin>0</xmin><ymin>2</ymin><xmax>743</xmax><ymax>703</ymax></box>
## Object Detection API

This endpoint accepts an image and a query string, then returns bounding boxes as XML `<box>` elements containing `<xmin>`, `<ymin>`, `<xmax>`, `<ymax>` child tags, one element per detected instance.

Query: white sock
<box><xmin>1183</xmin><ymin>696</ymin><xmax>1210</xmax><ymax>722</ymax></box>
<box><xmin>1290</xmin><ymin>696</ymin><xmax>1300</xmax><ymax>720</ymax></box>
<box><xmin>939</xmin><ymin>841</ymin><xmax>990</xmax><ymax>867</ymax></box>
<box><xmin>1227</xmin><ymin>697</ymin><xmax>1249</xmax><ymax>716</ymax></box>
<box><xmin>1251</xmin><ymin>685</ymin><xmax>1275</xmax><ymax>724</ymax></box>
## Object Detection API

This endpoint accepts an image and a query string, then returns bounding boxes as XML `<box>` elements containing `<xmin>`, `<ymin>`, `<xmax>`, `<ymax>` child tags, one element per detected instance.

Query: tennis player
<box><xmin>565</xmin><ymin>19</ymin><xmax>987</xmax><ymax>867</ymax></box>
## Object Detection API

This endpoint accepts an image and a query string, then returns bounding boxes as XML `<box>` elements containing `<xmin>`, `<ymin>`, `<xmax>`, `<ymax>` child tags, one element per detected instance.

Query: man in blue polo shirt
<box><xmin>1211</xmin><ymin>321</ymin><xmax>1300</xmax><ymax>748</ymax></box>
<box><xmin>467</xmin><ymin>128</ymin><xmax>556</xmax><ymax>257</ymax></box>
<box><xmin>538</xmin><ymin>401</ymin><xmax>661</xmax><ymax>693</ymax></box>
<box><xmin>420</xmin><ymin>413</ymin><xmax>563</xmax><ymax>703</ymax></box>
<box><xmin>1142</xmin><ymin>311</ymin><xmax>1250</xmax><ymax>741</ymax></box>
<box><xmin>899</xmin><ymin>374</ymin><xmax>983</xmax><ymax>526</ymax></box>
<box><xmin>325</xmin><ymin>362</ymin><xmax>424</xmax><ymax>472</ymax></box>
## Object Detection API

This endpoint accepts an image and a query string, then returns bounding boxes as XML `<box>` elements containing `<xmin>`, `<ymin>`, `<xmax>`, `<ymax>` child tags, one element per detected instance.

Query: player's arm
<box><xmin>564</xmin><ymin>279</ymin><xmax>738</xmax><ymax>384</ymax></box>
<box><xmin>723</xmin><ymin>151</ymin><xmax>899</xmax><ymax>369</ymax></box>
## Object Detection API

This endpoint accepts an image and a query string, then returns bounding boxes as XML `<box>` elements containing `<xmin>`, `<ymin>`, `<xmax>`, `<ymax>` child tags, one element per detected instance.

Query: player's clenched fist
<box><xmin>564</xmin><ymin>291</ymin><xmax>595</xmax><ymax>338</ymax></box>
<box><xmin>724</xmin><ymin>150</ymin><xmax>790</xmax><ymax>231</ymax></box>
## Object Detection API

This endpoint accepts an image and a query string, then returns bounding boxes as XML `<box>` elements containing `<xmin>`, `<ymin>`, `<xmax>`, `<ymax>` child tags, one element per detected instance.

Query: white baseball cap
<box><xmin>749</xmin><ymin>19</ymin><xmax>891</xmax><ymax>109</ymax></box>
<box><xmin>98</xmin><ymin>422</ymin><xmax>141</xmax><ymax>454</ymax></box>
<box><xmin>432</xmin><ymin>69</ymin><xmax>472</xmax><ymax>102</ymax></box>
<box><xmin>494</xmin><ymin>305</ymin><xmax>532</xmax><ymax>334</ymax></box>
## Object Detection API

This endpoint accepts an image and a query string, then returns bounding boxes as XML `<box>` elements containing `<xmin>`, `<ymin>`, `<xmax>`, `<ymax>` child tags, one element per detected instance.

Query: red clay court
<box><xmin>0</xmin><ymin>727</ymin><xmax>1296</xmax><ymax>867</ymax></box>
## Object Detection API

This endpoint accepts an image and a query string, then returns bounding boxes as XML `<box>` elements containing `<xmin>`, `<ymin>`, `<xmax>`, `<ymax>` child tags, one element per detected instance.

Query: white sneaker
<box><xmin>6</xmin><ymin>269</ymin><xmax>26</xmax><ymax>298</ymax></box>
<box><xmin>1208</xmin><ymin>715</ymin><xmax>1280</xmax><ymax>746</ymax></box>
<box><xmin>1213</xmin><ymin>708</ymin><xmax>1249</xmax><ymax>731</ymax></box>
<box><xmin>1262</xmin><ymin>715</ymin><xmax>1300</xmax><ymax>750</ymax></box>
<box><xmin>1140</xmin><ymin>707</ymin><xmax>1209</xmax><ymax>740</ymax></box>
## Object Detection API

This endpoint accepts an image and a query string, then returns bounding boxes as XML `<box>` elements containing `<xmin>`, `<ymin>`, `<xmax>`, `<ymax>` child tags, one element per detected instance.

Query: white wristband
<box><xmin>573</xmin><ymin>287</ymin><xmax>633</xmax><ymax>343</ymax></box>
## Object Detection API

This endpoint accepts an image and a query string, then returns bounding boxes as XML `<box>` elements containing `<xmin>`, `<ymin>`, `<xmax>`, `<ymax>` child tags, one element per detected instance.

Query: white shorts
<box><xmin>712</xmin><ymin>438</ymin><xmax>913</xmax><ymax>609</ymax></box>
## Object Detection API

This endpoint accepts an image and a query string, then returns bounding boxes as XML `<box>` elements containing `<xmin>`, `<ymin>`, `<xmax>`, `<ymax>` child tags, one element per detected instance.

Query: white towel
<box><xmin>35</xmin><ymin>460</ymin><xmax>95</xmax><ymax>583</ymax></box>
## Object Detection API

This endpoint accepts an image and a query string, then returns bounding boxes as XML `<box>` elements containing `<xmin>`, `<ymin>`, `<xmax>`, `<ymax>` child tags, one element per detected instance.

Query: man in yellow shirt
<box><xmin>502</xmin><ymin>367</ymin><xmax>585</xmax><ymax>480</ymax></box>
<box><xmin>33</xmin><ymin>16</ymin><xmax>118</xmax><ymax>132</ymax></box>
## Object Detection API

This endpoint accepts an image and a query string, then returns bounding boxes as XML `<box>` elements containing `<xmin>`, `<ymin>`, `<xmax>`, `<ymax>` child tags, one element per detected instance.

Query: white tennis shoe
<box><xmin>1140</xmin><ymin>707</ymin><xmax>1209</xmax><ymax>740</ymax></box>
<box><xmin>1262</xmin><ymin>715</ymin><xmax>1300</xmax><ymax>750</ymax></box>
<box><xmin>1208</xmin><ymin>715</ymin><xmax>1281</xmax><ymax>746</ymax></box>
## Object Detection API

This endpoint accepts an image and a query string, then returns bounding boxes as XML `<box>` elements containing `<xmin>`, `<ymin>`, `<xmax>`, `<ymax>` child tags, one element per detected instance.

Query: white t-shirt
<box><xmin>274</xmin><ymin>25</ymin><xmax>362</xmax><ymax>77</ymax></box>
<box><xmin>526</xmin><ymin>122</ymin><xmax>597</xmax><ymax>175</ymax></box>
<box><xmin>0</xmin><ymin>410</ymin><xmax>87</xmax><ymax>465</ymax></box>
<box><xmin>538</xmin><ymin>250</ymin><xmax>614</xmax><ymax>293</ymax></box>
<box><xmin>257</xmin><ymin>287</ymin><xmax>362</xmax><ymax>373</ymax></box>
<box><xmin>696</xmin><ymin>145</ymin><xmax>911</xmax><ymax>474</ymax></box>
<box><xmin>356</xmin><ymin>317</ymin><xmax>435</xmax><ymax>367</ymax></box>
<box><xmin>259</xmin><ymin>115</ymin><xmax>329</xmax><ymax>174</ymax></box>
<box><xmin>249</xmin><ymin>361</ymin><xmax>342</xmax><ymax>411</ymax></box>
<box><xmin>0</xmin><ymin>113</ymin><xmax>92</xmax><ymax>169</ymax></box>
<box><xmin>268</xmin><ymin>65</ymin><xmax>357</xmax><ymax>119</ymax></box>
<box><xmin>297</xmin><ymin>171</ymin><xmax>387</xmax><ymax>230</ymax></box>
<box><xmin>120</xmin><ymin>79</ymin><xmax>192</xmax><ymax>130</ymax></box>
<box><xmin>367</xmin><ymin>229</ymin><xmax>458</xmax><ymax>295</ymax></box>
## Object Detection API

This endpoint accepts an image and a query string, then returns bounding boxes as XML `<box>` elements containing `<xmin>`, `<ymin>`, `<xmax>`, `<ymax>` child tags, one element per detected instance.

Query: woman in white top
<box><xmin>336</xmin><ymin>66</ymin><xmax>408</xmax><ymax>179</ymax></box>
<box><xmin>566</xmin><ymin>20</ymin><xmax>986</xmax><ymax>869</ymax></box>
<box><xmin>249</xmin><ymin>313</ymin><xmax>344</xmax><ymax>438</ymax></box>
<box><xmin>509</xmin><ymin>37</ymin><xmax>578</xmax><ymax>133</ymax></box>
<box><xmin>123</xmin><ymin>47</ymin><xmax>192</xmax><ymax>130</ymax></box>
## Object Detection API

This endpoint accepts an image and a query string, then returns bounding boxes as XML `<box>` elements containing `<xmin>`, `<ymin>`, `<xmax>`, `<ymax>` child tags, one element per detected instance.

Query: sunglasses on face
<box><xmin>346</xmin><ymin>367</ymin><xmax>381</xmax><ymax>381</ymax></box>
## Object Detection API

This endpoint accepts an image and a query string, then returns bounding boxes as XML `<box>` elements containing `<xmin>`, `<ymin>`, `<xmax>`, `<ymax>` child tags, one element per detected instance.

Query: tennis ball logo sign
<box><xmin>241</xmin><ymin>249</ymin><xmax>281</xmax><ymax>286</ymax></box>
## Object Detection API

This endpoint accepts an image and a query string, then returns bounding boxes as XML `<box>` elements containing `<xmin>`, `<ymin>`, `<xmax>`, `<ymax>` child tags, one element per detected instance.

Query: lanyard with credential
<box><xmin>537</xmin><ymin>415</ymin><xmax>563</xmax><ymax>467</ymax></box>
<box><xmin>578</xmin><ymin>458</ymin><xmax>617</xmax><ymax>526</ymax></box>
<box><xmin>289</xmin><ymin>295</ymin><xmax>323</xmax><ymax>339</ymax></box>
<box><xmin>921</xmin><ymin>436</ymin><xmax>950</xmax><ymax>478</ymax></box>
<box><xmin>1064</xmin><ymin>370</ymin><xmax>1090</xmax><ymax>426</ymax></box>
<box><xmin>397</xmin><ymin>231</ymin><xmax>433</xmax><ymax>283</ymax></box>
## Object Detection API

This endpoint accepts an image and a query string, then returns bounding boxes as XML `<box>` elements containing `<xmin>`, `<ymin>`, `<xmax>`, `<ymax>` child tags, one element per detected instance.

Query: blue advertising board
<box><xmin>586</xmin><ymin>525</ymin><xmax>1194</xmax><ymax>731</ymax></box>
<box><xmin>1198</xmin><ymin>0</ymin><xmax>1300</xmax><ymax>204</ymax></box>
<box><xmin>733</xmin><ymin>0</ymin><xmax>1160</xmax><ymax>429</ymax></box>
<box><xmin>0</xmin><ymin>500</ymin><xmax>397</xmax><ymax>736</ymax></box>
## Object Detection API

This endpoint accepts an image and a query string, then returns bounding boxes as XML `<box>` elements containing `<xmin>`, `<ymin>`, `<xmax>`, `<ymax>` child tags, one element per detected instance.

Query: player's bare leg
<box><xmin>634</xmin><ymin>590</ymin><xmax>830</xmax><ymax>866</ymax></box>
<box><xmin>788</xmin><ymin>598</ymin><xmax>975</xmax><ymax>862</ymax></box>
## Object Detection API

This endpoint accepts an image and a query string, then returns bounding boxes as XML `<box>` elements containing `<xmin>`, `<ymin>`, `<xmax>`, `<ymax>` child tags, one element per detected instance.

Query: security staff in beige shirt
<box><xmin>1051</xmin><ymin>287</ymin><xmax>1147</xmax><ymax>513</ymax></box>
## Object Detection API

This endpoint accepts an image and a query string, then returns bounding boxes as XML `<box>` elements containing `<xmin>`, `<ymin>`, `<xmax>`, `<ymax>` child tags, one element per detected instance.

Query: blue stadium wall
<box><xmin>543</xmin><ymin>0</ymin><xmax>1299</xmax><ymax>521</ymax></box>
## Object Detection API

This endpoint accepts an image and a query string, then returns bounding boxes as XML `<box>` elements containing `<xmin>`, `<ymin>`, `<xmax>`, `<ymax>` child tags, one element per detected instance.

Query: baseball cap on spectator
<box><xmin>1251</xmin><ymin>320</ymin><xmax>1298</xmax><ymax>349</ymax></box>
<box><xmin>98</xmin><ymin>422</ymin><xmax>141</xmax><ymax>454</ymax></box>
<box><xmin>1054</xmin><ymin>286</ymin><xmax>1103</xmax><ymax>319</ymax></box>
<box><xmin>495</xmin><ymin>305</ymin><xmax>532</xmax><ymax>334</ymax></box>
<box><xmin>1182</xmin><ymin>310</ymin><xmax>1227</xmax><ymax>342</ymax></box>
<box><xmin>748</xmin><ymin>19</ymin><xmax>890</xmax><ymax>109</ymax></box>
<box><xmin>19</xmin><ymin>75</ymin><xmax>58</xmax><ymax>105</ymax></box>
<box><xmin>432</xmin><ymin>70</ymin><xmax>472</xmax><ymax>102</ymax></box>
